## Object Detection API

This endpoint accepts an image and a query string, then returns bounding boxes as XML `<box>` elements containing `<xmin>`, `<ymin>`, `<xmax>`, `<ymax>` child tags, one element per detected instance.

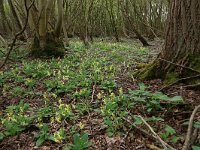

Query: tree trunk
<box><xmin>138</xmin><ymin>0</ymin><xmax>200</xmax><ymax>84</ymax></box>
<box><xmin>120</xmin><ymin>0</ymin><xmax>150</xmax><ymax>46</ymax></box>
<box><xmin>28</xmin><ymin>0</ymin><xmax>65</xmax><ymax>57</ymax></box>
<box><xmin>54</xmin><ymin>0</ymin><xmax>63</xmax><ymax>38</ymax></box>
<box><xmin>8</xmin><ymin>0</ymin><xmax>28</xmax><ymax>40</ymax></box>
<box><xmin>38</xmin><ymin>0</ymin><xmax>47</xmax><ymax>49</ymax></box>
<box><xmin>0</xmin><ymin>0</ymin><xmax>12</xmax><ymax>35</ymax></box>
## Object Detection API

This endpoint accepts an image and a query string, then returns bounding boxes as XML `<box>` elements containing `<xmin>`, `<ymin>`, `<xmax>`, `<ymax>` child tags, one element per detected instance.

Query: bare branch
<box><xmin>0</xmin><ymin>0</ymin><xmax>35</xmax><ymax>70</ymax></box>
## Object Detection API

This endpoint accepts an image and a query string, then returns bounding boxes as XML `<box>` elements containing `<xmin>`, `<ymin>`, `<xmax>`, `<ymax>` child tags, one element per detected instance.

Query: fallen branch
<box><xmin>138</xmin><ymin>115</ymin><xmax>176</xmax><ymax>150</ymax></box>
<box><xmin>182</xmin><ymin>105</ymin><xmax>200</xmax><ymax>150</ymax></box>
<box><xmin>159</xmin><ymin>58</ymin><xmax>200</xmax><ymax>74</ymax></box>
<box><xmin>0</xmin><ymin>0</ymin><xmax>35</xmax><ymax>70</ymax></box>
<box><xmin>182</xmin><ymin>83</ymin><xmax>200</xmax><ymax>89</ymax></box>
<box><xmin>122</xmin><ymin>117</ymin><xmax>157</xmax><ymax>141</ymax></box>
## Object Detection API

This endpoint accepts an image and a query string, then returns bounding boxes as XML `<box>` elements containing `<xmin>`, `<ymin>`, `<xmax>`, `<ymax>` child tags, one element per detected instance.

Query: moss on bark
<box><xmin>135</xmin><ymin>54</ymin><xmax>200</xmax><ymax>86</ymax></box>
<box><xmin>134</xmin><ymin>61</ymin><xmax>161</xmax><ymax>80</ymax></box>
<box><xmin>164</xmin><ymin>72</ymin><xmax>178</xmax><ymax>85</ymax></box>
<box><xmin>188</xmin><ymin>53</ymin><xmax>200</xmax><ymax>71</ymax></box>
<box><xmin>30</xmin><ymin>32</ymin><xmax>65</xmax><ymax>58</ymax></box>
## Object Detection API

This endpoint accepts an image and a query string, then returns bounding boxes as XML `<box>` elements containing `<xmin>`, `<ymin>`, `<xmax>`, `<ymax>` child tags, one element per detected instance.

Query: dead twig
<box><xmin>0</xmin><ymin>0</ymin><xmax>35</xmax><ymax>70</ymax></box>
<box><xmin>122</xmin><ymin>117</ymin><xmax>158</xmax><ymax>142</ymax></box>
<box><xmin>182</xmin><ymin>83</ymin><xmax>200</xmax><ymax>89</ymax></box>
<box><xmin>138</xmin><ymin>115</ymin><xmax>176</xmax><ymax>150</ymax></box>
<box><xmin>91</xmin><ymin>84</ymin><xmax>96</xmax><ymax>103</ymax></box>
<box><xmin>182</xmin><ymin>105</ymin><xmax>200</xmax><ymax>150</ymax></box>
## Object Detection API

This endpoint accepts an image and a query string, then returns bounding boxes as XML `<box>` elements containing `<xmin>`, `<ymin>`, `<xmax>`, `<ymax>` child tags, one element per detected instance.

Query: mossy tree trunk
<box><xmin>28</xmin><ymin>0</ymin><xmax>65</xmax><ymax>57</ymax></box>
<box><xmin>139</xmin><ymin>0</ymin><xmax>200</xmax><ymax>83</ymax></box>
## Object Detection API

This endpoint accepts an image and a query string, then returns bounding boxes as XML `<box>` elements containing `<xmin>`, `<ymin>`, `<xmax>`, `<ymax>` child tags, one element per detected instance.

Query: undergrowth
<box><xmin>0</xmin><ymin>40</ymin><xmax>199</xmax><ymax>149</ymax></box>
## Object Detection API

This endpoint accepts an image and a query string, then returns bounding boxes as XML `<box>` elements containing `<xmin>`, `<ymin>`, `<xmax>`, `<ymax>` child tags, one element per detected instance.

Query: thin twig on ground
<box><xmin>91</xmin><ymin>84</ymin><xmax>96</xmax><ymax>103</ymax></box>
<box><xmin>182</xmin><ymin>83</ymin><xmax>200</xmax><ymax>89</ymax></box>
<box><xmin>182</xmin><ymin>105</ymin><xmax>200</xmax><ymax>150</ymax></box>
<box><xmin>138</xmin><ymin>115</ymin><xmax>176</xmax><ymax>150</ymax></box>
<box><xmin>122</xmin><ymin>117</ymin><xmax>156</xmax><ymax>141</ymax></box>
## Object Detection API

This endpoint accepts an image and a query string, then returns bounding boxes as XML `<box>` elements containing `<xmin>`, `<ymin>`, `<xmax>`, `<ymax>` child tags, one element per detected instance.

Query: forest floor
<box><xmin>0</xmin><ymin>39</ymin><xmax>200</xmax><ymax>150</ymax></box>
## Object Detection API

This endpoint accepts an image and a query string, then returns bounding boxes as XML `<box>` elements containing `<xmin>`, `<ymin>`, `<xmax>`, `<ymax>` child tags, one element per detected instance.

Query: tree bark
<box><xmin>120</xmin><ymin>0</ymin><xmax>150</xmax><ymax>46</ymax></box>
<box><xmin>27</xmin><ymin>0</ymin><xmax>65</xmax><ymax>57</ymax></box>
<box><xmin>0</xmin><ymin>0</ymin><xmax>12</xmax><ymax>35</ymax></box>
<box><xmin>138</xmin><ymin>0</ymin><xmax>200</xmax><ymax>83</ymax></box>
<box><xmin>8</xmin><ymin>0</ymin><xmax>28</xmax><ymax>39</ymax></box>
<box><xmin>54</xmin><ymin>0</ymin><xmax>63</xmax><ymax>38</ymax></box>
<box><xmin>38</xmin><ymin>0</ymin><xmax>47</xmax><ymax>49</ymax></box>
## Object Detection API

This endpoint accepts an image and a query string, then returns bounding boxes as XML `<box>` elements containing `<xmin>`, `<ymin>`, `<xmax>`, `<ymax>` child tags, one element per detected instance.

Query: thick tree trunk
<box><xmin>27</xmin><ymin>0</ymin><xmax>65</xmax><ymax>57</ymax></box>
<box><xmin>138</xmin><ymin>0</ymin><xmax>200</xmax><ymax>84</ymax></box>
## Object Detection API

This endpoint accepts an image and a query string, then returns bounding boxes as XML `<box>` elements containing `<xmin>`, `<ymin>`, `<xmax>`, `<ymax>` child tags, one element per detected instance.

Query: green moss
<box><xmin>189</xmin><ymin>53</ymin><xmax>200</xmax><ymax>71</ymax></box>
<box><xmin>30</xmin><ymin>33</ymin><xmax>65</xmax><ymax>58</ymax></box>
<box><xmin>44</xmin><ymin>42</ymin><xmax>65</xmax><ymax>57</ymax></box>
<box><xmin>135</xmin><ymin>63</ymin><xmax>148</xmax><ymax>69</ymax></box>
<box><xmin>134</xmin><ymin>61</ymin><xmax>160</xmax><ymax>80</ymax></box>
<box><xmin>164</xmin><ymin>72</ymin><xmax>178</xmax><ymax>85</ymax></box>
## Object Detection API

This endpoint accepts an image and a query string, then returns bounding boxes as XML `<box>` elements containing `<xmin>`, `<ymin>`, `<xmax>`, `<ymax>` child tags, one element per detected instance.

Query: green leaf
<box><xmin>0</xmin><ymin>133</ymin><xmax>4</xmax><ymax>141</ymax></box>
<box><xmin>63</xmin><ymin>145</ymin><xmax>71</xmax><ymax>150</ymax></box>
<box><xmin>48</xmin><ymin>135</ymin><xmax>55</xmax><ymax>141</ymax></box>
<box><xmin>133</xmin><ymin>116</ymin><xmax>143</xmax><ymax>125</ymax></box>
<box><xmin>146</xmin><ymin>116</ymin><xmax>164</xmax><ymax>122</ymax></box>
<box><xmin>172</xmin><ymin>136</ymin><xmax>179</xmax><ymax>143</ymax></box>
<box><xmin>36</xmin><ymin>136</ymin><xmax>45</xmax><ymax>146</ymax></box>
<box><xmin>160</xmin><ymin>133</ymin><xmax>168</xmax><ymax>141</ymax></box>
<box><xmin>139</xmin><ymin>83</ymin><xmax>146</xmax><ymax>91</ymax></box>
<box><xmin>169</xmin><ymin>96</ymin><xmax>183</xmax><ymax>102</ymax></box>
<box><xmin>82</xmin><ymin>133</ymin><xmax>89</xmax><ymax>142</ymax></box>
<box><xmin>194</xmin><ymin>121</ymin><xmax>200</xmax><ymax>128</ymax></box>
<box><xmin>107</xmin><ymin>131</ymin><xmax>114</xmax><ymax>137</ymax></box>
<box><xmin>73</xmin><ymin>133</ymin><xmax>81</xmax><ymax>145</ymax></box>
<box><xmin>165</xmin><ymin>125</ymin><xmax>176</xmax><ymax>135</ymax></box>
<box><xmin>192</xmin><ymin>145</ymin><xmax>200</xmax><ymax>150</ymax></box>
